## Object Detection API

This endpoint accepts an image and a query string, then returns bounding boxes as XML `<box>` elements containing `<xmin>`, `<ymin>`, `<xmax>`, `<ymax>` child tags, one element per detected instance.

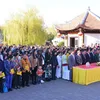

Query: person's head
<box><xmin>62</xmin><ymin>50</ymin><xmax>66</xmax><ymax>55</ymax></box>
<box><xmin>8</xmin><ymin>50</ymin><xmax>12</xmax><ymax>55</ymax></box>
<box><xmin>96</xmin><ymin>49</ymin><xmax>99</xmax><ymax>54</ymax></box>
<box><xmin>77</xmin><ymin>50</ymin><xmax>81</xmax><ymax>55</ymax></box>
<box><xmin>14</xmin><ymin>53</ymin><xmax>19</xmax><ymax>58</ymax></box>
<box><xmin>57</xmin><ymin>51</ymin><xmax>61</xmax><ymax>56</ymax></box>
<box><xmin>54</xmin><ymin>52</ymin><xmax>57</xmax><ymax>56</ymax></box>
<box><xmin>37</xmin><ymin>50</ymin><xmax>42</xmax><ymax>55</ymax></box>
<box><xmin>4</xmin><ymin>54</ymin><xmax>7</xmax><ymax>60</ymax></box>
<box><xmin>90</xmin><ymin>48</ymin><xmax>94</xmax><ymax>53</ymax></box>
<box><xmin>22</xmin><ymin>54</ymin><xmax>27</xmax><ymax>60</ymax></box>
<box><xmin>70</xmin><ymin>49</ymin><xmax>75</xmax><ymax>55</ymax></box>
<box><xmin>84</xmin><ymin>49</ymin><xmax>87</xmax><ymax>54</ymax></box>
<box><xmin>38</xmin><ymin>66</ymin><xmax>42</xmax><ymax>69</ymax></box>
<box><xmin>87</xmin><ymin>48</ymin><xmax>90</xmax><ymax>53</ymax></box>
<box><xmin>8</xmin><ymin>55</ymin><xmax>13</xmax><ymax>61</ymax></box>
<box><xmin>25</xmin><ymin>51</ymin><xmax>28</xmax><ymax>55</ymax></box>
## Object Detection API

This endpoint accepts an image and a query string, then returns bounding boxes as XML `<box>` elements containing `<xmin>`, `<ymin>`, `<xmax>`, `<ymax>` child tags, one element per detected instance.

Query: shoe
<box><xmin>33</xmin><ymin>82</ymin><xmax>36</xmax><ymax>85</ymax></box>
<box><xmin>14</xmin><ymin>87</ymin><xmax>18</xmax><ymax>89</ymax></box>
<box><xmin>70</xmin><ymin>80</ymin><xmax>73</xmax><ymax>82</ymax></box>
<box><xmin>17</xmin><ymin>86</ymin><xmax>20</xmax><ymax>89</ymax></box>
<box><xmin>8</xmin><ymin>88</ymin><xmax>13</xmax><ymax>91</ymax></box>
<box><xmin>41</xmin><ymin>80</ymin><xmax>44</xmax><ymax>84</ymax></box>
<box><xmin>26</xmin><ymin>85</ymin><xmax>30</xmax><ymax>87</ymax></box>
<box><xmin>0</xmin><ymin>91</ymin><xmax>3</xmax><ymax>93</ymax></box>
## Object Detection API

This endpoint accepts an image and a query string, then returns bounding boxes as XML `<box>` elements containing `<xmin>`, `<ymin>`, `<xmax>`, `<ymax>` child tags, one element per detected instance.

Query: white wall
<box><xmin>84</xmin><ymin>33</ymin><xmax>100</xmax><ymax>46</ymax></box>
<box><xmin>52</xmin><ymin>37</ymin><xmax>64</xmax><ymax>46</ymax></box>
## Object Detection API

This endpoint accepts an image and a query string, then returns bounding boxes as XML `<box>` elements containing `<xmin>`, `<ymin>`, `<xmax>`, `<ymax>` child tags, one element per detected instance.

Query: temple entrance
<box><xmin>70</xmin><ymin>38</ymin><xmax>75</xmax><ymax>47</ymax></box>
<box><xmin>70</xmin><ymin>37</ymin><xmax>78</xmax><ymax>48</ymax></box>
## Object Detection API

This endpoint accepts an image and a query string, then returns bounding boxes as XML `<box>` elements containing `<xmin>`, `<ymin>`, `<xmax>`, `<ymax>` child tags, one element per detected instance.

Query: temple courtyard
<box><xmin>0</xmin><ymin>79</ymin><xmax>100</xmax><ymax>100</ymax></box>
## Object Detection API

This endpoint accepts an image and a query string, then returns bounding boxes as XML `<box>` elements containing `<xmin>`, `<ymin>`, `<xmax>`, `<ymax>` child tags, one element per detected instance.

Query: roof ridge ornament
<box><xmin>88</xmin><ymin>7</ymin><xmax>90</xmax><ymax>11</ymax></box>
<box><xmin>81</xmin><ymin>8</ymin><xmax>90</xmax><ymax>25</ymax></box>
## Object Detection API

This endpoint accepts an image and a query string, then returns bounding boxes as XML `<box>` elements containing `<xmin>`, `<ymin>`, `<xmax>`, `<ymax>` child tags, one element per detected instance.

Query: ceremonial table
<box><xmin>73</xmin><ymin>63</ymin><xmax>100</xmax><ymax>85</ymax></box>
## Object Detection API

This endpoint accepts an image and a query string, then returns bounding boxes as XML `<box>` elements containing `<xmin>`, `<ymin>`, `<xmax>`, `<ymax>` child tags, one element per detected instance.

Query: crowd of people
<box><xmin>0</xmin><ymin>44</ymin><xmax>100</xmax><ymax>93</ymax></box>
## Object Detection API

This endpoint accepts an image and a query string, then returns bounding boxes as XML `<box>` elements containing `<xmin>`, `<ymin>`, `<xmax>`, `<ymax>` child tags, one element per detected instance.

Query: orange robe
<box><xmin>21</xmin><ymin>58</ymin><xmax>31</xmax><ymax>72</ymax></box>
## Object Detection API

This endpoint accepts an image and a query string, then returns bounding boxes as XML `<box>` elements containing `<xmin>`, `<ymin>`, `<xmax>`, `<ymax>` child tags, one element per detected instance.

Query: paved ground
<box><xmin>0</xmin><ymin>79</ymin><xmax>100</xmax><ymax>100</ymax></box>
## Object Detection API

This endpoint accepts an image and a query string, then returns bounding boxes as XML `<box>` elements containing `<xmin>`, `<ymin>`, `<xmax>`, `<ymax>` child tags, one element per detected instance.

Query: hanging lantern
<box><xmin>78</xmin><ymin>29</ymin><xmax>83</xmax><ymax>36</ymax></box>
<box><xmin>57</xmin><ymin>33</ymin><xmax>62</xmax><ymax>37</ymax></box>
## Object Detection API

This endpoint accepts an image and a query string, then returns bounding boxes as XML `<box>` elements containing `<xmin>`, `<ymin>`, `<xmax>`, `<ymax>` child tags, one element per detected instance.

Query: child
<box><xmin>15</xmin><ymin>67</ymin><xmax>22</xmax><ymax>89</ymax></box>
<box><xmin>36</xmin><ymin>66</ymin><xmax>44</xmax><ymax>84</ymax></box>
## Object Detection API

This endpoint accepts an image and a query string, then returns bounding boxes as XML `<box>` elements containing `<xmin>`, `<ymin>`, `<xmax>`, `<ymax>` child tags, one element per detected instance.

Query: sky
<box><xmin>0</xmin><ymin>0</ymin><xmax>100</xmax><ymax>26</ymax></box>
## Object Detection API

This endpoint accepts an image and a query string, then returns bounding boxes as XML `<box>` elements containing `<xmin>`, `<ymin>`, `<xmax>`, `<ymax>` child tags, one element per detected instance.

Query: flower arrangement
<box><xmin>96</xmin><ymin>62</ymin><xmax>100</xmax><ymax>66</ymax></box>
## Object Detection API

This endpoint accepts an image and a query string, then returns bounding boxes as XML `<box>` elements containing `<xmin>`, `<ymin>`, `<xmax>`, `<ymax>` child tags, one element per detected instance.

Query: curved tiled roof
<box><xmin>56</xmin><ymin>10</ymin><xmax>100</xmax><ymax>32</ymax></box>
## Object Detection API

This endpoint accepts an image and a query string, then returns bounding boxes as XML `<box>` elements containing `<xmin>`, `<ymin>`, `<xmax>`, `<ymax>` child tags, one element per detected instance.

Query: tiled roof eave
<box><xmin>59</xmin><ymin>28</ymin><xmax>100</xmax><ymax>34</ymax></box>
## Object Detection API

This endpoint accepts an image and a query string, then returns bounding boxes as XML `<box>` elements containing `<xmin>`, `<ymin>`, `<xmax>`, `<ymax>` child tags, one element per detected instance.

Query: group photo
<box><xmin>0</xmin><ymin>0</ymin><xmax>100</xmax><ymax>100</ymax></box>
<box><xmin>0</xmin><ymin>44</ymin><xmax>100</xmax><ymax>93</ymax></box>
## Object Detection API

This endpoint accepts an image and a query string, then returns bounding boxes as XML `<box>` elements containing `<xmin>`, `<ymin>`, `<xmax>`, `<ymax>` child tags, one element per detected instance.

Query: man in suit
<box><xmin>68</xmin><ymin>49</ymin><xmax>76</xmax><ymax>81</ymax></box>
<box><xmin>80</xmin><ymin>49</ymin><xmax>86</xmax><ymax>65</ymax></box>
<box><xmin>85</xmin><ymin>48</ymin><xmax>91</xmax><ymax>63</ymax></box>
<box><xmin>76</xmin><ymin>50</ymin><xmax>82</xmax><ymax>65</ymax></box>
<box><xmin>90</xmin><ymin>48</ymin><xmax>95</xmax><ymax>63</ymax></box>
<box><xmin>94</xmin><ymin>49</ymin><xmax>99</xmax><ymax>62</ymax></box>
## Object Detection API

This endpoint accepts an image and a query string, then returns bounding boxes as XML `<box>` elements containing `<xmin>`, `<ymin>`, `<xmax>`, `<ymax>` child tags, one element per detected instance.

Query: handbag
<box><xmin>10</xmin><ymin>69</ymin><xmax>15</xmax><ymax>74</ymax></box>
<box><xmin>0</xmin><ymin>72</ymin><xmax>5</xmax><ymax>78</ymax></box>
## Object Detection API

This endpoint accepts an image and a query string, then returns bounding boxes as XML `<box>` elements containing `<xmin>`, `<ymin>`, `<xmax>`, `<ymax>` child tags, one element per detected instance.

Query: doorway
<box><xmin>70</xmin><ymin>38</ymin><xmax>75</xmax><ymax>47</ymax></box>
<box><xmin>70</xmin><ymin>37</ymin><xmax>78</xmax><ymax>48</ymax></box>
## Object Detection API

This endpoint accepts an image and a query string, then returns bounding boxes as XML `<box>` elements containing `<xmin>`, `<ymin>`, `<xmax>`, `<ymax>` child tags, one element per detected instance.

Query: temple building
<box><xmin>56</xmin><ymin>8</ymin><xmax>100</xmax><ymax>47</ymax></box>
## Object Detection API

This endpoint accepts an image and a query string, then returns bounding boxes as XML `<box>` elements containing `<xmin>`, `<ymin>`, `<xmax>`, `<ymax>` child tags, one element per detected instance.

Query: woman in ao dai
<box><xmin>62</xmin><ymin>51</ymin><xmax>68</xmax><ymax>79</ymax></box>
<box><xmin>56</xmin><ymin>52</ymin><xmax>62</xmax><ymax>78</ymax></box>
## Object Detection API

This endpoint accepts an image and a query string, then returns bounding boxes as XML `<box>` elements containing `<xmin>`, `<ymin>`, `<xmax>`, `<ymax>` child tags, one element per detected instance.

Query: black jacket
<box><xmin>80</xmin><ymin>53</ymin><xmax>86</xmax><ymax>65</ymax></box>
<box><xmin>90</xmin><ymin>52</ymin><xmax>95</xmax><ymax>63</ymax></box>
<box><xmin>85</xmin><ymin>53</ymin><xmax>91</xmax><ymax>63</ymax></box>
<box><xmin>45</xmin><ymin>52</ymin><xmax>52</xmax><ymax>64</ymax></box>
